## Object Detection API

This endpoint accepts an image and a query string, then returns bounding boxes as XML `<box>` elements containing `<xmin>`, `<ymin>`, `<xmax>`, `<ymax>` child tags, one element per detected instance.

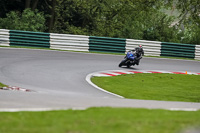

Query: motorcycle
<box><xmin>118</xmin><ymin>50</ymin><xmax>141</xmax><ymax>68</ymax></box>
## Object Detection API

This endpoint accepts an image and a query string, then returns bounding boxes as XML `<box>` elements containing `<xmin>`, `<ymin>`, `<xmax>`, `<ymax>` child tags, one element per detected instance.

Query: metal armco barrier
<box><xmin>0</xmin><ymin>29</ymin><xmax>199</xmax><ymax>60</ymax></box>
<box><xmin>0</xmin><ymin>29</ymin><xmax>10</xmax><ymax>46</ymax></box>
<box><xmin>9</xmin><ymin>30</ymin><xmax>50</xmax><ymax>48</ymax></box>
<box><xmin>161</xmin><ymin>42</ymin><xmax>196</xmax><ymax>59</ymax></box>
<box><xmin>126</xmin><ymin>39</ymin><xmax>161</xmax><ymax>56</ymax></box>
<box><xmin>195</xmin><ymin>45</ymin><xmax>200</xmax><ymax>60</ymax></box>
<box><xmin>50</xmin><ymin>33</ymin><xmax>89</xmax><ymax>52</ymax></box>
<box><xmin>89</xmin><ymin>36</ymin><xmax>126</xmax><ymax>53</ymax></box>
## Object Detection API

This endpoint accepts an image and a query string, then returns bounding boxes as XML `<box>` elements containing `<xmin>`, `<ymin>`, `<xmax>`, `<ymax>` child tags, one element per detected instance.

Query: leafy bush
<box><xmin>0</xmin><ymin>8</ymin><xmax>46</xmax><ymax>32</ymax></box>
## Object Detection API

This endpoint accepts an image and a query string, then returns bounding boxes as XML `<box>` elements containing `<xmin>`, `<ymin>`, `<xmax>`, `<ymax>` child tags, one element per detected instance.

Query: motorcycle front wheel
<box><xmin>118</xmin><ymin>59</ymin><xmax>127</xmax><ymax>67</ymax></box>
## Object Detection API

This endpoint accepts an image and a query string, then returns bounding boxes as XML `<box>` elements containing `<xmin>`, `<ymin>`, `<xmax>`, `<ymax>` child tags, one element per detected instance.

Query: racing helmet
<box><xmin>139</xmin><ymin>45</ymin><xmax>142</xmax><ymax>48</ymax></box>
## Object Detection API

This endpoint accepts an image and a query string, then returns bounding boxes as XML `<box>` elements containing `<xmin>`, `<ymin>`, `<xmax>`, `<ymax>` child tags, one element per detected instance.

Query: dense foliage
<box><xmin>0</xmin><ymin>0</ymin><xmax>199</xmax><ymax>44</ymax></box>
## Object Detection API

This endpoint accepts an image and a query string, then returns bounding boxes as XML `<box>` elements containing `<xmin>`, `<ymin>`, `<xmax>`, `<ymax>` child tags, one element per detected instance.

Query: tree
<box><xmin>0</xmin><ymin>0</ymin><xmax>198</xmax><ymax>44</ymax></box>
<box><xmin>172</xmin><ymin>0</ymin><xmax>200</xmax><ymax>44</ymax></box>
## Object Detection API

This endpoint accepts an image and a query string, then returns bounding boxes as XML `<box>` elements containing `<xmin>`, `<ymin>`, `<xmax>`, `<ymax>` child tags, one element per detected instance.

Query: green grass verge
<box><xmin>0</xmin><ymin>82</ymin><xmax>7</xmax><ymax>88</ymax></box>
<box><xmin>0</xmin><ymin>108</ymin><xmax>200</xmax><ymax>133</ymax></box>
<box><xmin>91</xmin><ymin>73</ymin><xmax>200</xmax><ymax>102</ymax></box>
<box><xmin>1</xmin><ymin>46</ymin><xmax>199</xmax><ymax>61</ymax></box>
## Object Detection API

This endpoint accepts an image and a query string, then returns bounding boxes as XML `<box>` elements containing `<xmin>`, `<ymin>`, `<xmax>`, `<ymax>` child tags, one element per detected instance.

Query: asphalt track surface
<box><xmin>0</xmin><ymin>47</ymin><xmax>200</xmax><ymax>111</ymax></box>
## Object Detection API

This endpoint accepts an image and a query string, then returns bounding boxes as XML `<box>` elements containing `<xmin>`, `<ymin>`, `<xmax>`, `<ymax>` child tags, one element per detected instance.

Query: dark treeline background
<box><xmin>0</xmin><ymin>0</ymin><xmax>199</xmax><ymax>44</ymax></box>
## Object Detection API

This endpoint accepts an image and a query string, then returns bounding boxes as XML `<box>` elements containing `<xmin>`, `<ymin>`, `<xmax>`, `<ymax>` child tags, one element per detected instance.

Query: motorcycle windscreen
<box><xmin>127</xmin><ymin>51</ymin><xmax>134</xmax><ymax>58</ymax></box>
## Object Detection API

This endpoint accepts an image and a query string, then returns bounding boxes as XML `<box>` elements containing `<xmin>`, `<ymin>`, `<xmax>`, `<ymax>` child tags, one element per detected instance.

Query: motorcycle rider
<box><xmin>135</xmin><ymin>45</ymin><xmax>144</xmax><ymax>65</ymax></box>
<box><xmin>129</xmin><ymin>45</ymin><xmax>144</xmax><ymax>65</ymax></box>
<box><xmin>119</xmin><ymin>45</ymin><xmax>144</xmax><ymax>67</ymax></box>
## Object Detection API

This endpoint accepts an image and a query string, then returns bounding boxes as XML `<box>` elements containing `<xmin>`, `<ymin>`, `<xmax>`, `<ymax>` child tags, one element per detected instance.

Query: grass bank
<box><xmin>0</xmin><ymin>108</ymin><xmax>200</xmax><ymax>133</ymax></box>
<box><xmin>91</xmin><ymin>73</ymin><xmax>200</xmax><ymax>102</ymax></box>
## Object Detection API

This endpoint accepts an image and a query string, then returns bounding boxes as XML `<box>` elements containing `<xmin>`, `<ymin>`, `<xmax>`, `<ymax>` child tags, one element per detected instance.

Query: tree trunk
<box><xmin>32</xmin><ymin>0</ymin><xmax>39</xmax><ymax>10</ymax></box>
<box><xmin>48</xmin><ymin>0</ymin><xmax>56</xmax><ymax>32</ymax></box>
<box><xmin>25</xmin><ymin>0</ymin><xmax>31</xmax><ymax>9</ymax></box>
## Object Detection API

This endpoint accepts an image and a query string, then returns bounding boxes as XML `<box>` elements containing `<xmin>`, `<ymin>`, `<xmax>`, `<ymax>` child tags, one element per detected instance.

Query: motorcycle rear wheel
<box><xmin>127</xmin><ymin>62</ymin><xmax>131</xmax><ymax>68</ymax></box>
